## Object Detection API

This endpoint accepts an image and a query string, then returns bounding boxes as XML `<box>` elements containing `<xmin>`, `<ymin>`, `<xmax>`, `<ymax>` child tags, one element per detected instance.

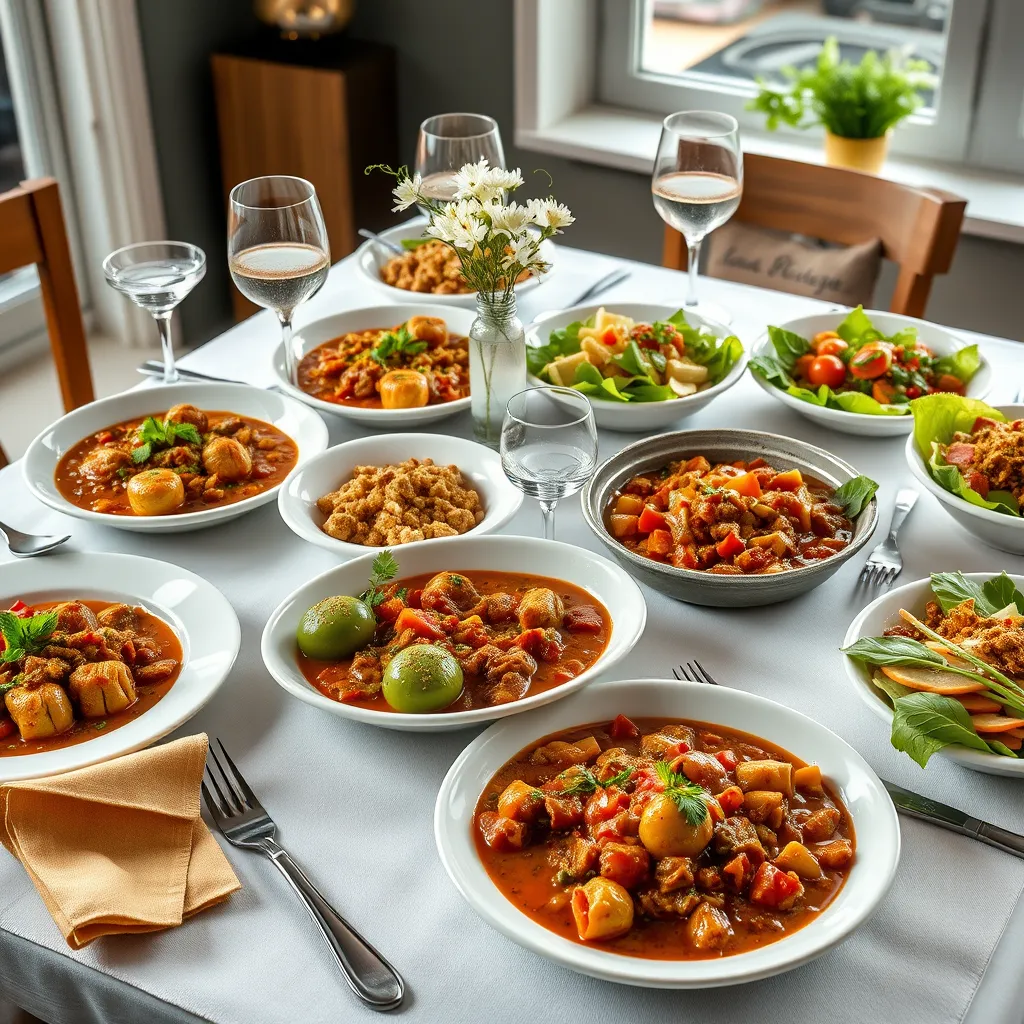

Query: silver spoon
<box><xmin>0</xmin><ymin>521</ymin><xmax>70</xmax><ymax>557</ymax></box>
<box><xmin>357</xmin><ymin>228</ymin><xmax>403</xmax><ymax>255</ymax></box>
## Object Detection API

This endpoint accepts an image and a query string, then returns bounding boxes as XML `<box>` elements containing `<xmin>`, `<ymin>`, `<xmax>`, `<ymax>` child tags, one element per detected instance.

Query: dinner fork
<box><xmin>858</xmin><ymin>488</ymin><xmax>919</xmax><ymax>588</ymax></box>
<box><xmin>673</xmin><ymin>661</ymin><xmax>719</xmax><ymax>685</ymax></box>
<box><xmin>202</xmin><ymin>740</ymin><xmax>405</xmax><ymax>1012</ymax></box>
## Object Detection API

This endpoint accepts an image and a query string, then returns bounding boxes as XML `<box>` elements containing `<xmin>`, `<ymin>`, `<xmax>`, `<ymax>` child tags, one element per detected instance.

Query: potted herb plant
<box><xmin>747</xmin><ymin>37</ymin><xmax>936</xmax><ymax>173</ymax></box>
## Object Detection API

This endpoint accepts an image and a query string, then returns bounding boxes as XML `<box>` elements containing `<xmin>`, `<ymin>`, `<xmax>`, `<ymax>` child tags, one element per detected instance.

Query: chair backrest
<box><xmin>662</xmin><ymin>153</ymin><xmax>967</xmax><ymax>318</ymax></box>
<box><xmin>0</xmin><ymin>178</ymin><xmax>94</xmax><ymax>412</ymax></box>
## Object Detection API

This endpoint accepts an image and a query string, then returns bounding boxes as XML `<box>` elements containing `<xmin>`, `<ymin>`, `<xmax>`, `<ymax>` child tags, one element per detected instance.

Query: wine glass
<box><xmin>500</xmin><ymin>387</ymin><xmax>598</xmax><ymax>541</ymax></box>
<box><xmin>652</xmin><ymin>110</ymin><xmax>743</xmax><ymax>325</ymax></box>
<box><xmin>228</xmin><ymin>175</ymin><xmax>330</xmax><ymax>384</ymax></box>
<box><xmin>102</xmin><ymin>242</ymin><xmax>206</xmax><ymax>384</ymax></box>
<box><xmin>415</xmin><ymin>113</ymin><xmax>505</xmax><ymax>203</ymax></box>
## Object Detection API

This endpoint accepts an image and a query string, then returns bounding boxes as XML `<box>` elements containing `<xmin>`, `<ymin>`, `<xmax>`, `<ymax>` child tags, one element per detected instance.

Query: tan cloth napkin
<box><xmin>0</xmin><ymin>733</ymin><xmax>240</xmax><ymax>949</ymax></box>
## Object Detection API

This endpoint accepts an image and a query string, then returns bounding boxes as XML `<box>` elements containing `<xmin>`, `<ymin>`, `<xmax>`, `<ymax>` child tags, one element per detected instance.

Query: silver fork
<box><xmin>858</xmin><ymin>488</ymin><xmax>919</xmax><ymax>588</ymax></box>
<box><xmin>202</xmin><ymin>740</ymin><xmax>404</xmax><ymax>1012</ymax></box>
<box><xmin>673</xmin><ymin>661</ymin><xmax>719</xmax><ymax>685</ymax></box>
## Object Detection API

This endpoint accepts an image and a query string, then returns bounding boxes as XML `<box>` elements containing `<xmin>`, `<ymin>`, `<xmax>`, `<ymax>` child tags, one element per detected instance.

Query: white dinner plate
<box><xmin>261</xmin><ymin>537</ymin><xmax>647</xmax><ymax>731</ymax></box>
<box><xmin>844</xmin><ymin>572</ymin><xmax>1024</xmax><ymax>776</ymax></box>
<box><xmin>750</xmin><ymin>310</ymin><xmax>993</xmax><ymax>437</ymax></box>
<box><xmin>277</xmin><ymin>432</ymin><xmax>524</xmax><ymax>559</ymax></box>
<box><xmin>527</xmin><ymin>303</ymin><xmax>748</xmax><ymax>433</ymax></box>
<box><xmin>0</xmin><ymin>552</ymin><xmax>239</xmax><ymax>780</ymax></box>
<box><xmin>23</xmin><ymin>382</ymin><xmax>329</xmax><ymax>534</ymax></box>
<box><xmin>272</xmin><ymin>303</ymin><xmax>475</xmax><ymax>426</ymax></box>
<box><xmin>905</xmin><ymin>404</ymin><xmax>1024</xmax><ymax>555</ymax></box>
<box><xmin>354</xmin><ymin>217</ymin><xmax>554</xmax><ymax>308</ymax></box>
<box><xmin>434</xmin><ymin>677</ymin><xmax>900</xmax><ymax>988</ymax></box>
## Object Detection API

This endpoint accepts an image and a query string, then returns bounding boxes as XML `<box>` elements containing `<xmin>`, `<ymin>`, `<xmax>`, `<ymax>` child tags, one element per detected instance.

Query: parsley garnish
<box><xmin>0</xmin><ymin>674</ymin><xmax>24</xmax><ymax>697</ymax></box>
<box><xmin>655</xmin><ymin>761</ymin><xmax>710</xmax><ymax>826</ymax></box>
<box><xmin>358</xmin><ymin>550</ymin><xmax>400</xmax><ymax>609</ymax></box>
<box><xmin>549</xmin><ymin>765</ymin><xmax>634</xmax><ymax>797</ymax></box>
<box><xmin>130</xmin><ymin>416</ymin><xmax>203</xmax><ymax>464</ymax></box>
<box><xmin>369</xmin><ymin>324</ymin><xmax>428</xmax><ymax>367</ymax></box>
<box><xmin>0</xmin><ymin>610</ymin><xmax>58</xmax><ymax>664</ymax></box>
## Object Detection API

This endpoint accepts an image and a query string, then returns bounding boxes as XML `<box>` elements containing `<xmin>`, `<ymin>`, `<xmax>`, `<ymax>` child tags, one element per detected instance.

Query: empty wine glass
<box><xmin>228</xmin><ymin>175</ymin><xmax>330</xmax><ymax>384</ymax></box>
<box><xmin>102</xmin><ymin>241</ymin><xmax>206</xmax><ymax>384</ymax></box>
<box><xmin>415</xmin><ymin>113</ymin><xmax>505</xmax><ymax>203</ymax></box>
<box><xmin>652</xmin><ymin>110</ymin><xmax>743</xmax><ymax>325</ymax></box>
<box><xmin>500</xmin><ymin>387</ymin><xmax>598</xmax><ymax>541</ymax></box>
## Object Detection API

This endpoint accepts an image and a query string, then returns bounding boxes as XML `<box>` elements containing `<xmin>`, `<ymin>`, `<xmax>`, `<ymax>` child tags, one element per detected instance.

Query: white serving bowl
<box><xmin>0</xmin><ymin>552</ymin><xmax>239</xmax><ymax>780</ymax></box>
<box><xmin>751</xmin><ymin>310</ymin><xmax>993</xmax><ymax>437</ymax></box>
<box><xmin>844</xmin><ymin>573</ymin><xmax>1024</xmax><ymax>777</ymax></box>
<box><xmin>435</xmin><ymin>677</ymin><xmax>900</xmax><ymax>987</ymax></box>
<box><xmin>261</xmin><ymin>537</ymin><xmax>647</xmax><ymax>732</ymax></box>
<box><xmin>272</xmin><ymin>303</ymin><xmax>475</xmax><ymax>426</ymax></box>
<box><xmin>277</xmin><ymin>432</ymin><xmax>524</xmax><ymax>558</ymax></box>
<box><xmin>905</xmin><ymin>404</ymin><xmax>1024</xmax><ymax>554</ymax></box>
<box><xmin>23</xmin><ymin>382</ymin><xmax>329</xmax><ymax>534</ymax></box>
<box><xmin>354</xmin><ymin>216</ymin><xmax>554</xmax><ymax>308</ymax></box>
<box><xmin>527</xmin><ymin>303</ymin><xmax>747</xmax><ymax>432</ymax></box>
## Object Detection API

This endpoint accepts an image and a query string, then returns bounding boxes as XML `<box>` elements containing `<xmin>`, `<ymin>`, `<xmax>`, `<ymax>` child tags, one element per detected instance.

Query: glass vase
<box><xmin>469</xmin><ymin>293</ymin><xmax>526</xmax><ymax>447</ymax></box>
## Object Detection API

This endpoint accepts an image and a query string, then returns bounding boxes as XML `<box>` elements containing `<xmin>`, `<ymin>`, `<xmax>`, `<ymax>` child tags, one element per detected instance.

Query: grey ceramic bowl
<box><xmin>582</xmin><ymin>428</ymin><xmax>878</xmax><ymax>607</ymax></box>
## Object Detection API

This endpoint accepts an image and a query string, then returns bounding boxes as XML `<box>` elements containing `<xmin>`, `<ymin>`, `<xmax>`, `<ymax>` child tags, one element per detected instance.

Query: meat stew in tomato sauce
<box><xmin>0</xmin><ymin>598</ymin><xmax>182</xmax><ymax>755</ymax></box>
<box><xmin>299</xmin><ymin>571</ymin><xmax>611</xmax><ymax>713</ymax></box>
<box><xmin>607</xmin><ymin>456</ymin><xmax>853</xmax><ymax>574</ymax></box>
<box><xmin>55</xmin><ymin>404</ymin><xmax>298</xmax><ymax>516</ymax></box>
<box><xmin>475</xmin><ymin>715</ymin><xmax>855</xmax><ymax>959</ymax></box>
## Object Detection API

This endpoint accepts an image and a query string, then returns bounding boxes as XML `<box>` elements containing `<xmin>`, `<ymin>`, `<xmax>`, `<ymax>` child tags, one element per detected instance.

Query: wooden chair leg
<box><xmin>0</xmin><ymin>442</ymin><xmax>8</xmax><ymax>470</ymax></box>
<box><xmin>25</xmin><ymin>179</ymin><xmax>95</xmax><ymax>411</ymax></box>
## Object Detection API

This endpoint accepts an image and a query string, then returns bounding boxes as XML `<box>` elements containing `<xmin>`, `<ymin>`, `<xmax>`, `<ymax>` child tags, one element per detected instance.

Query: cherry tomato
<box><xmin>871</xmin><ymin>380</ymin><xmax>897</xmax><ymax>404</ymax></box>
<box><xmin>793</xmin><ymin>354</ymin><xmax>816</xmax><ymax>379</ymax></box>
<box><xmin>816</xmin><ymin>338</ymin><xmax>848</xmax><ymax>357</ymax></box>
<box><xmin>807</xmin><ymin>354</ymin><xmax>847</xmax><ymax>389</ymax></box>
<box><xmin>812</xmin><ymin>330</ymin><xmax>841</xmax><ymax>347</ymax></box>
<box><xmin>905</xmin><ymin>385</ymin><xmax>922</xmax><ymax>399</ymax></box>
<box><xmin>934</xmin><ymin>373</ymin><xmax>966</xmax><ymax>395</ymax></box>
<box><xmin>849</xmin><ymin>343</ymin><xmax>893</xmax><ymax>380</ymax></box>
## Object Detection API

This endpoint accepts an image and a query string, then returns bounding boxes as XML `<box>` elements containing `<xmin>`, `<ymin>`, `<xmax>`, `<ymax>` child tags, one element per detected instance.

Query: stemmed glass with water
<box><xmin>500</xmin><ymin>388</ymin><xmax>599</xmax><ymax>541</ymax></box>
<box><xmin>102</xmin><ymin>242</ymin><xmax>206</xmax><ymax>384</ymax></box>
<box><xmin>652</xmin><ymin>111</ymin><xmax>743</xmax><ymax>324</ymax></box>
<box><xmin>228</xmin><ymin>175</ymin><xmax>330</xmax><ymax>384</ymax></box>
<box><xmin>415</xmin><ymin>113</ymin><xmax>504</xmax><ymax>203</ymax></box>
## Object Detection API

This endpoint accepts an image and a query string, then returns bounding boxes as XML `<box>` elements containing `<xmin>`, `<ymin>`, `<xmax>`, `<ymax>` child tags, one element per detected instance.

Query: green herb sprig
<box><xmin>369</xmin><ymin>324</ymin><xmax>427</xmax><ymax>368</ymax></box>
<box><xmin>548</xmin><ymin>765</ymin><xmax>634</xmax><ymax>798</ymax></box>
<box><xmin>654</xmin><ymin>761</ymin><xmax>709</xmax><ymax>826</ymax></box>
<box><xmin>0</xmin><ymin>610</ymin><xmax>58</xmax><ymax>664</ymax></box>
<box><xmin>131</xmin><ymin>416</ymin><xmax>203</xmax><ymax>465</ymax></box>
<box><xmin>359</xmin><ymin>550</ymin><xmax>399</xmax><ymax>609</ymax></box>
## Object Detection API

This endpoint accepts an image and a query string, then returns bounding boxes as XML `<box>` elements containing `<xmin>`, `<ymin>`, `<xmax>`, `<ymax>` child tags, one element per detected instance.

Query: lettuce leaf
<box><xmin>526</xmin><ymin>316</ymin><xmax>590</xmax><ymax>377</ymax></box>
<box><xmin>910</xmin><ymin>393</ymin><xmax>1006</xmax><ymax>459</ymax></box>
<box><xmin>835</xmin><ymin>305</ymin><xmax>884</xmax><ymax>347</ymax></box>
<box><xmin>765</xmin><ymin>325</ymin><xmax>811</xmax><ymax>367</ymax></box>
<box><xmin>889</xmin><ymin>691</ymin><xmax>994</xmax><ymax>768</ymax></box>
<box><xmin>928</xmin><ymin>445</ymin><xmax>1020</xmax><ymax>515</ymax></box>
<box><xmin>933</xmin><ymin>344</ymin><xmax>981</xmax><ymax>383</ymax></box>
<box><xmin>831</xmin><ymin>390</ymin><xmax>908</xmax><ymax>416</ymax></box>
<box><xmin>667</xmin><ymin>310</ymin><xmax>744</xmax><ymax>383</ymax></box>
<box><xmin>930</xmin><ymin>571</ymin><xmax>1024</xmax><ymax>616</ymax></box>
<box><xmin>832</xmin><ymin>475</ymin><xmax>879</xmax><ymax>518</ymax></box>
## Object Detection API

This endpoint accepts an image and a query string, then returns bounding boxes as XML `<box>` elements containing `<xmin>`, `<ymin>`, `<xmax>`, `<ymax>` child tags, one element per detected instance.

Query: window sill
<box><xmin>516</xmin><ymin>105</ymin><xmax>1024</xmax><ymax>245</ymax></box>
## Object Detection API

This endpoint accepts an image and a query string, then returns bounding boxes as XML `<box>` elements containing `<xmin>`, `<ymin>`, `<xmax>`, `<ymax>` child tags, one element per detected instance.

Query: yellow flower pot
<box><xmin>823</xmin><ymin>131</ymin><xmax>891</xmax><ymax>174</ymax></box>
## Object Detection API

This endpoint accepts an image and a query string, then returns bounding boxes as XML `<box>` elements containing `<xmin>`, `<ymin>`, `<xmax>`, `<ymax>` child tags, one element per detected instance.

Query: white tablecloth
<box><xmin>1</xmin><ymin>244</ymin><xmax>1023</xmax><ymax>1024</ymax></box>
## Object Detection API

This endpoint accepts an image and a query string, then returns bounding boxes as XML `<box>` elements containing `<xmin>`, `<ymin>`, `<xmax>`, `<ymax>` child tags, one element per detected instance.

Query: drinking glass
<box><xmin>652</xmin><ymin>110</ymin><xmax>743</xmax><ymax>324</ymax></box>
<box><xmin>500</xmin><ymin>387</ymin><xmax>598</xmax><ymax>541</ymax></box>
<box><xmin>102</xmin><ymin>242</ymin><xmax>206</xmax><ymax>384</ymax></box>
<box><xmin>415</xmin><ymin>113</ymin><xmax>505</xmax><ymax>203</ymax></box>
<box><xmin>228</xmin><ymin>175</ymin><xmax>330</xmax><ymax>384</ymax></box>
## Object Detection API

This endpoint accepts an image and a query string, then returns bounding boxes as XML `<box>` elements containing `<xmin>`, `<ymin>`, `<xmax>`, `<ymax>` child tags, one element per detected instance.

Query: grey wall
<box><xmin>137</xmin><ymin>0</ymin><xmax>1024</xmax><ymax>345</ymax></box>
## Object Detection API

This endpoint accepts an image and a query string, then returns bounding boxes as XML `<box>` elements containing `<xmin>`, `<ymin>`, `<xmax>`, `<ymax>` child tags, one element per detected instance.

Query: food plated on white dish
<box><xmin>905</xmin><ymin>397</ymin><xmax>1024</xmax><ymax>554</ymax></box>
<box><xmin>0</xmin><ymin>551</ymin><xmax>239</xmax><ymax>781</ymax></box>
<box><xmin>277</xmin><ymin>432</ymin><xmax>524</xmax><ymax>558</ymax></box>
<box><xmin>272</xmin><ymin>304</ymin><xmax>475</xmax><ymax>426</ymax></box>
<box><xmin>749</xmin><ymin>307</ymin><xmax>991</xmax><ymax>438</ymax></box>
<box><xmin>434</xmin><ymin>676</ymin><xmax>899</xmax><ymax>987</ymax></box>
<box><xmin>354</xmin><ymin>217</ymin><xmax>553</xmax><ymax>308</ymax></box>
<box><xmin>261</xmin><ymin>537</ymin><xmax>646</xmax><ymax>732</ymax></box>
<box><xmin>844</xmin><ymin>571</ymin><xmax>1024</xmax><ymax>777</ymax></box>
<box><xmin>22</xmin><ymin>383</ymin><xmax>328</xmax><ymax>534</ymax></box>
<box><xmin>527</xmin><ymin>304</ymin><xmax>747</xmax><ymax>432</ymax></box>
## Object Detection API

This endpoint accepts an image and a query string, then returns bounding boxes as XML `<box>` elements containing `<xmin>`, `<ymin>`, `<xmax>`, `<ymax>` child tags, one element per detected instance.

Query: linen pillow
<box><xmin>705</xmin><ymin>221</ymin><xmax>882</xmax><ymax>307</ymax></box>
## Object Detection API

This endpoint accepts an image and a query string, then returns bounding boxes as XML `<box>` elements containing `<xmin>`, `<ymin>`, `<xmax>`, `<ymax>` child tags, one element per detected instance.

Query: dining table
<box><xmin>0</xmin><ymin>234</ymin><xmax>1023</xmax><ymax>1024</ymax></box>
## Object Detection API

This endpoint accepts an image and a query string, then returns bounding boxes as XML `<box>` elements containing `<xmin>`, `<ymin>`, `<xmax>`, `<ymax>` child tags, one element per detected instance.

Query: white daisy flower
<box><xmin>426</xmin><ymin>212</ymin><xmax>457</xmax><ymax>244</ymax></box>
<box><xmin>488</xmin><ymin>201</ymin><xmax>531</xmax><ymax>236</ymax></box>
<box><xmin>501</xmin><ymin>232</ymin><xmax>536</xmax><ymax>271</ymax></box>
<box><xmin>451</xmin><ymin>159</ymin><xmax>491</xmax><ymax>200</ymax></box>
<box><xmin>484</xmin><ymin>167</ymin><xmax>525</xmax><ymax>192</ymax></box>
<box><xmin>392</xmin><ymin>173</ymin><xmax>422</xmax><ymax>212</ymax></box>
<box><xmin>528</xmin><ymin>197</ymin><xmax>574</xmax><ymax>230</ymax></box>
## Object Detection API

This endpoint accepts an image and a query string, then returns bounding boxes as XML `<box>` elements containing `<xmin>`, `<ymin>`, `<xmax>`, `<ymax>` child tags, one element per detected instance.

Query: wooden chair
<box><xmin>662</xmin><ymin>153</ymin><xmax>967</xmax><ymax>318</ymax></box>
<box><xmin>0</xmin><ymin>177</ymin><xmax>94</xmax><ymax>468</ymax></box>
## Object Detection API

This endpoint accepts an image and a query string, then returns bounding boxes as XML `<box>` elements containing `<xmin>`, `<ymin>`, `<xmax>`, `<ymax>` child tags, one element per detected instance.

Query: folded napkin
<box><xmin>0</xmin><ymin>734</ymin><xmax>240</xmax><ymax>949</ymax></box>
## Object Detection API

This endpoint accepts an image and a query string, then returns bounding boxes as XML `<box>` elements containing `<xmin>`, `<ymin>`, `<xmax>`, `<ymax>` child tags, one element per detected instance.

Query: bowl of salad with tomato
<box><xmin>749</xmin><ymin>307</ymin><xmax>992</xmax><ymax>437</ymax></box>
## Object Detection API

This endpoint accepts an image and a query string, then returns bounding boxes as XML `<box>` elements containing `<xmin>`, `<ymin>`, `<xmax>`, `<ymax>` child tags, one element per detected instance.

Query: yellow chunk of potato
<box><xmin>666</xmin><ymin>358</ymin><xmax>709</xmax><ymax>384</ymax></box>
<box><xmin>774</xmin><ymin>841</ymin><xmax>822</xmax><ymax>879</ymax></box>
<box><xmin>736</xmin><ymin>759</ymin><xmax>794</xmax><ymax>797</ymax></box>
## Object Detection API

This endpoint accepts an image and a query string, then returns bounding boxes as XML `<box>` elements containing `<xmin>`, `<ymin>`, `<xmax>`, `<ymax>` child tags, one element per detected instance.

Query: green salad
<box><xmin>750</xmin><ymin>306</ymin><xmax>980</xmax><ymax>416</ymax></box>
<box><xmin>843</xmin><ymin>572</ymin><xmax>1024</xmax><ymax>766</ymax></box>
<box><xmin>527</xmin><ymin>307</ymin><xmax>744</xmax><ymax>404</ymax></box>
<box><xmin>911</xmin><ymin>394</ymin><xmax>1022</xmax><ymax>516</ymax></box>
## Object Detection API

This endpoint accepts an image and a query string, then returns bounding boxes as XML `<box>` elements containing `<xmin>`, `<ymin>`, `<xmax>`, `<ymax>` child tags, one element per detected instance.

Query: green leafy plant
<box><xmin>369</xmin><ymin>323</ymin><xmax>428</xmax><ymax>367</ymax></box>
<box><xmin>654</xmin><ymin>760</ymin><xmax>709</xmax><ymax>826</ymax></box>
<box><xmin>359</xmin><ymin>550</ymin><xmax>400</xmax><ymax>609</ymax></box>
<box><xmin>747</xmin><ymin>36</ymin><xmax>936</xmax><ymax>140</ymax></box>
<box><xmin>130</xmin><ymin>416</ymin><xmax>203</xmax><ymax>465</ymax></box>
<box><xmin>0</xmin><ymin>610</ymin><xmax>58</xmax><ymax>663</ymax></box>
<box><xmin>832</xmin><ymin>475</ymin><xmax>879</xmax><ymax>519</ymax></box>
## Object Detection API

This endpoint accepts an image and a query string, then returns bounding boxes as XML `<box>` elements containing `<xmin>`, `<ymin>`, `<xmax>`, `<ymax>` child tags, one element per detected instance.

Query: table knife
<box><xmin>884</xmin><ymin>780</ymin><xmax>1024</xmax><ymax>859</ymax></box>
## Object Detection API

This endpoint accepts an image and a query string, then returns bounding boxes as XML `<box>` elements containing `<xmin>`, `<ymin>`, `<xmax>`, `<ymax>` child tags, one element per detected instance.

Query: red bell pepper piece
<box><xmin>394</xmin><ymin>607</ymin><xmax>446</xmax><ymax>640</ymax></box>
<box><xmin>715</xmin><ymin>532</ymin><xmax>746</xmax><ymax>560</ymax></box>
<box><xmin>715</xmin><ymin>749</ymin><xmax>738</xmax><ymax>770</ymax></box>
<box><xmin>637</xmin><ymin>505</ymin><xmax>667</xmax><ymax>533</ymax></box>
<box><xmin>609</xmin><ymin>713</ymin><xmax>640</xmax><ymax>739</ymax></box>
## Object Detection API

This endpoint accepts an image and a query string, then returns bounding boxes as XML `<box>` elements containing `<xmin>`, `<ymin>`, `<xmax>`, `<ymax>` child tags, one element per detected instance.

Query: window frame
<box><xmin>597</xmin><ymin>0</ymin><xmax>991</xmax><ymax>165</ymax></box>
<box><xmin>968</xmin><ymin>0</ymin><xmax>1024</xmax><ymax>172</ymax></box>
